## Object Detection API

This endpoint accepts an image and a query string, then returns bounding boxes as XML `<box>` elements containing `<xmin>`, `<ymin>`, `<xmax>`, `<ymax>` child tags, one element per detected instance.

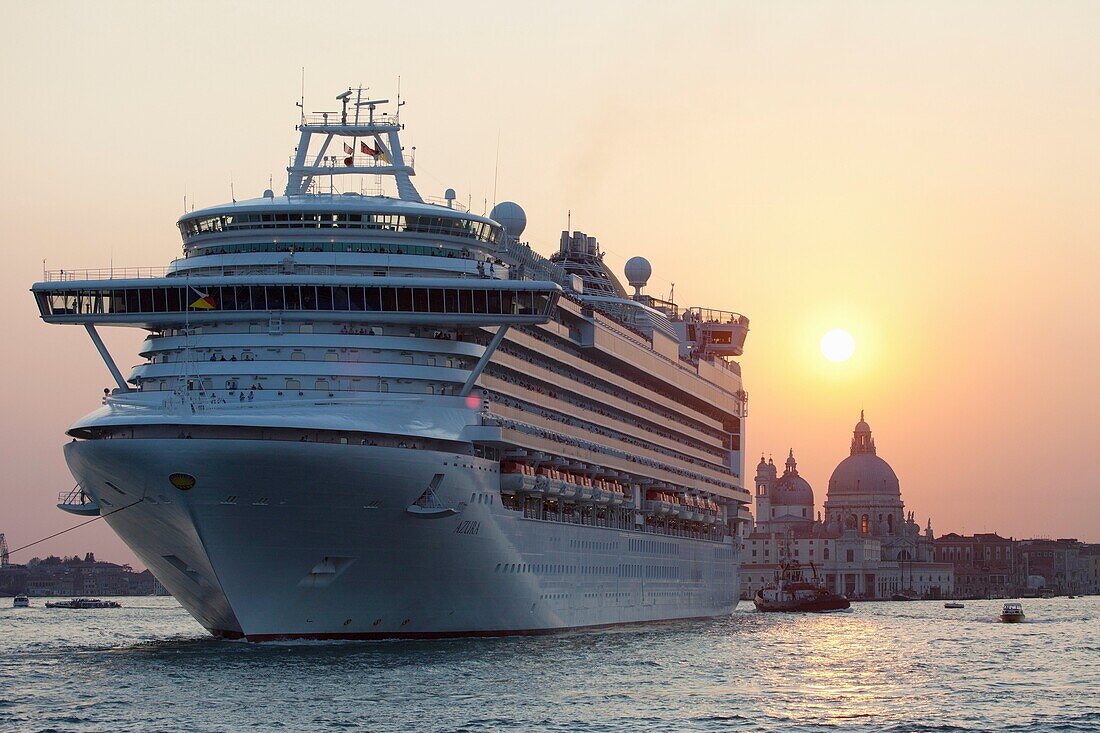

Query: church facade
<box><xmin>740</xmin><ymin>413</ymin><xmax>954</xmax><ymax>600</ymax></box>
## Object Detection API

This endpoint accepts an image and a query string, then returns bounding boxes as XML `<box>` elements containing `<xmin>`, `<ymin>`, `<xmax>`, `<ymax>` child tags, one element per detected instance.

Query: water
<box><xmin>2</xmin><ymin>597</ymin><xmax>1097</xmax><ymax>732</ymax></box>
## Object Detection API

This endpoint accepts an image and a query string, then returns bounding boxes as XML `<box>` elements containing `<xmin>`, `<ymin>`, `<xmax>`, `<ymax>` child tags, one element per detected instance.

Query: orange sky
<box><xmin>1</xmin><ymin>2</ymin><xmax>1097</xmax><ymax>566</ymax></box>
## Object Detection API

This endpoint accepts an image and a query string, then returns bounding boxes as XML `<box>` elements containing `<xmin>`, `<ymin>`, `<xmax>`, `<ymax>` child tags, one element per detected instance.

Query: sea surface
<box><xmin>1</xmin><ymin>596</ymin><xmax>1097</xmax><ymax>732</ymax></box>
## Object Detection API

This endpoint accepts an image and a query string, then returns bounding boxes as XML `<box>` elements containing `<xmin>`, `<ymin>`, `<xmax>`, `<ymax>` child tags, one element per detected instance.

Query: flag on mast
<box><xmin>373</xmin><ymin>136</ymin><xmax>392</xmax><ymax>164</ymax></box>
<box><xmin>360</xmin><ymin>141</ymin><xmax>379</xmax><ymax>157</ymax></box>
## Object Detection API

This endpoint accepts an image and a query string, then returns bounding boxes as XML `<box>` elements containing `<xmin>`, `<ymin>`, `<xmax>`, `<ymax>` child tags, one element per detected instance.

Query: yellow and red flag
<box><xmin>189</xmin><ymin>287</ymin><xmax>216</xmax><ymax>310</ymax></box>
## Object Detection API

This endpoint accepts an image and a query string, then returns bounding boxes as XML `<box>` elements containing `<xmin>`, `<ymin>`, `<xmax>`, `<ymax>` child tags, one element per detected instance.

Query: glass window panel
<box><xmin>284</xmin><ymin>286</ymin><xmax>301</xmax><ymax>310</ymax></box>
<box><xmin>413</xmin><ymin>288</ymin><xmax>429</xmax><ymax>312</ymax></box>
<box><xmin>352</xmin><ymin>287</ymin><xmax>368</xmax><ymax>311</ymax></box>
<box><xmin>428</xmin><ymin>288</ymin><xmax>444</xmax><ymax>313</ymax></box>
<box><xmin>333</xmin><ymin>286</ymin><xmax>350</xmax><ymax>311</ymax></box>
<box><xmin>249</xmin><ymin>286</ymin><xmax>266</xmax><ymax>310</ymax></box>
<box><xmin>266</xmin><ymin>286</ymin><xmax>285</xmax><ymax>310</ymax></box>
<box><xmin>317</xmin><ymin>286</ymin><xmax>333</xmax><ymax>310</ymax></box>
<box><xmin>396</xmin><ymin>288</ymin><xmax>413</xmax><ymax>312</ymax></box>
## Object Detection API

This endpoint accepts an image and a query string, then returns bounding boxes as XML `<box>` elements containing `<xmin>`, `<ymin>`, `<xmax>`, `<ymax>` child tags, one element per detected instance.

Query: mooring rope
<box><xmin>6</xmin><ymin>497</ymin><xmax>146</xmax><ymax>557</ymax></box>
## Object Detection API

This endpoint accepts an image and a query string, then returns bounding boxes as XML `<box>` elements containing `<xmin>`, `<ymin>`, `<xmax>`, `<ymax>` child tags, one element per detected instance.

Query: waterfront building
<box><xmin>741</xmin><ymin>413</ymin><xmax>954</xmax><ymax>600</ymax></box>
<box><xmin>933</xmin><ymin>532</ymin><xmax>1020</xmax><ymax>598</ymax></box>
<box><xmin>0</xmin><ymin>555</ymin><xmax>151</xmax><ymax>597</ymax></box>
<box><xmin>1017</xmin><ymin>538</ymin><xmax>1089</xmax><ymax>595</ymax></box>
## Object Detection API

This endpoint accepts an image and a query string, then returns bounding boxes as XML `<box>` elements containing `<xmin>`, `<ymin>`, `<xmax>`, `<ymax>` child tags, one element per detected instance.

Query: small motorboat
<box><xmin>45</xmin><ymin>598</ymin><xmax>121</xmax><ymax>609</ymax></box>
<box><xmin>754</xmin><ymin>562</ymin><xmax>850</xmax><ymax>612</ymax></box>
<box><xmin>13</xmin><ymin>595</ymin><xmax>30</xmax><ymax>608</ymax></box>
<box><xmin>891</xmin><ymin>589</ymin><xmax>920</xmax><ymax>601</ymax></box>
<box><xmin>944</xmin><ymin>601</ymin><xmax>965</xmax><ymax>609</ymax></box>
<box><xmin>1000</xmin><ymin>602</ymin><xmax>1025</xmax><ymax>623</ymax></box>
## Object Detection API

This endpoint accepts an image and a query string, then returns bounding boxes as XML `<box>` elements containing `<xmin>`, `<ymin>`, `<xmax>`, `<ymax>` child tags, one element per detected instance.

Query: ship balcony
<box><xmin>57</xmin><ymin>486</ymin><xmax>100</xmax><ymax>516</ymax></box>
<box><xmin>683</xmin><ymin>308</ymin><xmax>750</xmax><ymax>357</ymax></box>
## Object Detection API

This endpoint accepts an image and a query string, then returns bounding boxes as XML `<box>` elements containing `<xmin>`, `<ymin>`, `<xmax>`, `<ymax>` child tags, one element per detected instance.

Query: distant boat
<box><xmin>13</xmin><ymin>595</ymin><xmax>30</xmax><ymax>608</ymax></box>
<box><xmin>1000</xmin><ymin>602</ymin><xmax>1025</xmax><ymax>623</ymax></box>
<box><xmin>944</xmin><ymin>601</ymin><xmax>964</xmax><ymax>609</ymax></box>
<box><xmin>754</xmin><ymin>562</ymin><xmax>850</xmax><ymax>613</ymax></box>
<box><xmin>891</xmin><ymin>590</ymin><xmax>920</xmax><ymax>601</ymax></box>
<box><xmin>45</xmin><ymin>598</ymin><xmax>121</xmax><ymax>609</ymax></box>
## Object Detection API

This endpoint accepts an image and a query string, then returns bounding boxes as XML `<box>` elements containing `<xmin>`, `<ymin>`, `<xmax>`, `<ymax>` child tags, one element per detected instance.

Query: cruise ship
<box><xmin>31</xmin><ymin>89</ymin><xmax>752</xmax><ymax>640</ymax></box>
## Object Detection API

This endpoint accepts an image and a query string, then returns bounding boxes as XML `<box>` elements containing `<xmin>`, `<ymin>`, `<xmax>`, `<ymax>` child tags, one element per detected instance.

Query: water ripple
<box><xmin>0</xmin><ymin>598</ymin><xmax>1097</xmax><ymax>731</ymax></box>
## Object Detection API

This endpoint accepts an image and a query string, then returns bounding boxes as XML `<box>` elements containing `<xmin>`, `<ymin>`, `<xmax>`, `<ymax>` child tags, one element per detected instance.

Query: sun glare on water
<box><xmin>821</xmin><ymin>328</ymin><xmax>855</xmax><ymax>362</ymax></box>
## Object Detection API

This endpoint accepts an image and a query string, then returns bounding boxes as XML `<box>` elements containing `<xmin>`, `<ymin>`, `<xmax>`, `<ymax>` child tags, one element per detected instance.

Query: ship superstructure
<box><xmin>31</xmin><ymin>89</ymin><xmax>752</xmax><ymax>640</ymax></box>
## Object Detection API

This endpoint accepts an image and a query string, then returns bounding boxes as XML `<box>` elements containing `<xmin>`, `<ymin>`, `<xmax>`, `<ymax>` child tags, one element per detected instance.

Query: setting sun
<box><xmin>821</xmin><ymin>328</ymin><xmax>855</xmax><ymax>362</ymax></box>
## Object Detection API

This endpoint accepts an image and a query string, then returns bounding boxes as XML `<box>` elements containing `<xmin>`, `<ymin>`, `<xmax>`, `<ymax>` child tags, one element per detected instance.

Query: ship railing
<box><xmin>495</xmin><ymin>238</ymin><xmax>571</xmax><ymax>287</ymax></box>
<box><xmin>43</xmin><ymin>267</ymin><xmax>171</xmax><ymax>282</ymax></box>
<box><xmin>299</xmin><ymin>112</ymin><xmax>401</xmax><ymax>128</ymax></box>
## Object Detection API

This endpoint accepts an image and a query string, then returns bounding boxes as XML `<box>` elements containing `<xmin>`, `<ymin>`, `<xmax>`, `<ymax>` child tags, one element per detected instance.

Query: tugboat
<box><xmin>45</xmin><ymin>598</ymin><xmax>121</xmax><ymax>609</ymax></box>
<box><xmin>754</xmin><ymin>562</ymin><xmax>850</xmax><ymax>612</ymax></box>
<box><xmin>13</xmin><ymin>595</ymin><xmax>30</xmax><ymax>608</ymax></box>
<box><xmin>1000</xmin><ymin>602</ymin><xmax>1025</xmax><ymax>623</ymax></box>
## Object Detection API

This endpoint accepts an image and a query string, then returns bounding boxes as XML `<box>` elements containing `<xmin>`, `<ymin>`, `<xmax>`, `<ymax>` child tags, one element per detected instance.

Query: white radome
<box><xmin>624</xmin><ymin>256</ymin><xmax>652</xmax><ymax>289</ymax></box>
<box><xmin>490</xmin><ymin>201</ymin><xmax>527</xmax><ymax>238</ymax></box>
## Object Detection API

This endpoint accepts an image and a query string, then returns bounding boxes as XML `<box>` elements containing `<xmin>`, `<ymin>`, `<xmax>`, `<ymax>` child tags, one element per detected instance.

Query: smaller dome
<box><xmin>624</xmin><ymin>257</ymin><xmax>652</xmax><ymax>289</ymax></box>
<box><xmin>489</xmin><ymin>201</ymin><xmax>527</xmax><ymax>238</ymax></box>
<box><xmin>771</xmin><ymin>472</ymin><xmax>814</xmax><ymax>507</ymax></box>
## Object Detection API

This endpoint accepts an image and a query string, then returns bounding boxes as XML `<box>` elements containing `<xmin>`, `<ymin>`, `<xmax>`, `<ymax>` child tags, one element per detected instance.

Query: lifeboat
<box><xmin>644</xmin><ymin>490</ymin><xmax>676</xmax><ymax>515</ymax></box>
<box><xmin>500</xmin><ymin>462</ymin><xmax>538</xmax><ymax>495</ymax></box>
<box><xmin>577</xmin><ymin>476</ymin><xmax>596</xmax><ymax>501</ymax></box>
<box><xmin>690</xmin><ymin>497</ymin><xmax>705</xmax><ymax>522</ymax></box>
<box><xmin>608</xmin><ymin>481</ymin><xmax>625</xmax><ymax>506</ymax></box>
<box><xmin>535</xmin><ymin>466</ymin><xmax>556</xmax><ymax>496</ymax></box>
<box><xmin>558</xmin><ymin>472</ymin><xmax>579</xmax><ymax>499</ymax></box>
<box><xmin>677</xmin><ymin>496</ymin><xmax>693</xmax><ymax>521</ymax></box>
<box><xmin>545</xmin><ymin>468</ymin><xmax>565</xmax><ymax>497</ymax></box>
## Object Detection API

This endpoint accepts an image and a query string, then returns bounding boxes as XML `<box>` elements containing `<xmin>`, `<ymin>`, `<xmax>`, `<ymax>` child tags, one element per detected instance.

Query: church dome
<box><xmin>827</xmin><ymin>413</ymin><xmax>901</xmax><ymax>496</ymax></box>
<box><xmin>828</xmin><ymin>453</ymin><xmax>900</xmax><ymax>496</ymax></box>
<box><xmin>771</xmin><ymin>450</ymin><xmax>814</xmax><ymax>506</ymax></box>
<box><xmin>771</xmin><ymin>472</ymin><xmax>814</xmax><ymax>506</ymax></box>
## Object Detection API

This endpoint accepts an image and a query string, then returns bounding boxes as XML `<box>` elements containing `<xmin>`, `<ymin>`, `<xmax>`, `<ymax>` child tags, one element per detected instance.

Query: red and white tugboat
<box><xmin>754</xmin><ymin>562</ymin><xmax>850</xmax><ymax>612</ymax></box>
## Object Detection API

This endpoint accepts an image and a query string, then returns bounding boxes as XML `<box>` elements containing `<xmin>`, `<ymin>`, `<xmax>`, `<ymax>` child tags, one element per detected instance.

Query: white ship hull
<box><xmin>66</xmin><ymin>438</ymin><xmax>739</xmax><ymax>640</ymax></box>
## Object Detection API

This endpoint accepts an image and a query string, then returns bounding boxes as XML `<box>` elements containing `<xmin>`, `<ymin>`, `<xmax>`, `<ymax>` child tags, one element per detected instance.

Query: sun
<box><xmin>821</xmin><ymin>328</ymin><xmax>855</xmax><ymax>362</ymax></box>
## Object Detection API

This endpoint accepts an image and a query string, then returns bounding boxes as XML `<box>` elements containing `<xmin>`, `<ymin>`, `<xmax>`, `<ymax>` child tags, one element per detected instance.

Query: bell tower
<box><xmin>755</xmin><ymin>455</ymin><xmax>777</xmax><ymax>529</ymax></box>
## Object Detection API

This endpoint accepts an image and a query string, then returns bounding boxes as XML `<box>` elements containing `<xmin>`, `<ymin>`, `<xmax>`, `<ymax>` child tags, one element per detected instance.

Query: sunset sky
<box><xmin>1</xmin><ymin>2</ymin><xmax>1097</xmax><ymax>565</ymax></box>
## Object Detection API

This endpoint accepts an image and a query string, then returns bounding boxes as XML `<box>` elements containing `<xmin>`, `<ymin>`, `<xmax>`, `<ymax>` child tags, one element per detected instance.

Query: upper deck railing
<box><xmin>43</xmin><ymin>267</ymin><xmax>171</xmax><ymax>282</ymax></box>
<box><xmin>684</xmin><ymin>306</ymin><xmax>749</xmax><ymax>326</ymax></box>
<box><xmin>299</xmin><ymin>112</ymin><xmax>401</xmax><ymax>129</ymax></box>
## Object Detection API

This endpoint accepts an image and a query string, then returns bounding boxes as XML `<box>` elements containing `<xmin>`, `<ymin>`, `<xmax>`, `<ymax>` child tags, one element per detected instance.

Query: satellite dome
<box><xmin>490</xmin><ymin>201</ymin><xmax>527</xmax><ymax>238</ymax></box>
<box><xmin>262</xmin><ymin>189</ymin><xmax>275</xmax><ymax>199</ymax></box>
<box><xmin>624</xmin><ymin>256</ymin><xmax>652</xmax><ymax>290</ymax></box>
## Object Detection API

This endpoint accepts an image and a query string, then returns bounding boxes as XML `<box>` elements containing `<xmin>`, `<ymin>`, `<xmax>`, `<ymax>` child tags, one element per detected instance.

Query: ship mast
<box><xmin>285</xmin><ymin>87</ymin><xmax>421</xmax><ymax>202</ymax></box>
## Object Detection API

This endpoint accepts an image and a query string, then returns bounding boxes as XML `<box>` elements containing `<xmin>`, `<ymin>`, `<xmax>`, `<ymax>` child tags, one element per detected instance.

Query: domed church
<box><xmin>740</xmin><ymin>413</ymin><xmax>954</xmax><ymax>600</ymax></box>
